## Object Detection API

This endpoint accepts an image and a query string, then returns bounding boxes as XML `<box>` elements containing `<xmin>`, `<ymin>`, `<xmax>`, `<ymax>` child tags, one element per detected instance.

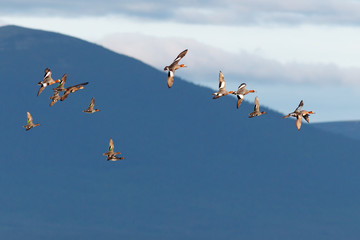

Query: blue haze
<box><xmin>0</xmin><ymin>25</ymin><xmax>360</xmax><ymax>239</ymax></box>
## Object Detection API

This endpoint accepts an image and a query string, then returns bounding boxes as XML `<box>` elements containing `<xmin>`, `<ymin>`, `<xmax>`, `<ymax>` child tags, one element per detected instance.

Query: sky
<box><xmin>1</xmin><ymin>0</ymin><xmax>360</xmax><ymax>122</ymax></box>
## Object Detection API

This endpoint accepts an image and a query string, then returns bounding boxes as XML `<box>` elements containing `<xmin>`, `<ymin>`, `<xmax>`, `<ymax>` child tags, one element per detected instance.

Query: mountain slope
<box><xmin>313</xmin><ymin>120</ymin><xmax>360</xmax><ymax>141</ymax></box>
<box><xmin>1</xmin><ymin>25</ymin><xmax>360</xmax><ymax>240</ymax></box>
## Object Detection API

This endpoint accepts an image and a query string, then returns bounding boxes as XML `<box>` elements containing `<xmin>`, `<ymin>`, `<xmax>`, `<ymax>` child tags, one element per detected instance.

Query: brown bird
<box><xmin>83</xmin><ymin>97</ymin><xmax>100</xmax><ymax>113</ymax></box>
<box><xmin>49</xmin><ymin>90</ymin><xmax>61</xmax><ymax>106</ymax></box>
<box><xmin>212</xmin><ymin>71</ymin><xmax>233</xmax><ymax>99</ymax></box>
<box><xmin>37</xmin><ymin>68</ymin><xmax>61</xmax><ymax>96</ymax></box>
<box><xmin>164</xmin><ymin>49</ymin><xmax>188</xmax><ymax>88</ymax></box>
<box><xmin>103</xmin><ymin>138</ymin><xmax>124</xmax><ymax>161</ymax></box>
<box><xmin>60</xmin><ymin>82</ymin><xmax>89</xmax><ymax>101</ymax></box>
<box><xmin>283</xmin><ymin>100</ymin><xmax>315</xmax><ymax>130</ymax></box>
<box><xmin>249</xmin><ymin>96</ymin><xmax>266</xmax><ymax>118</ymax></box>
<box><xmin>23</xmin><ymin>112</ymin><xmax>40</xmax><ymax>131</ymax></box>
<box><xmin>52</xmin><ymin>73</ymin><xmax>67</xmax><ymax>92</ymax></box>
<box><xmin>231</xmin><ymin>83</ymin><xmax>255</xmax><ymax>108</ymax></box>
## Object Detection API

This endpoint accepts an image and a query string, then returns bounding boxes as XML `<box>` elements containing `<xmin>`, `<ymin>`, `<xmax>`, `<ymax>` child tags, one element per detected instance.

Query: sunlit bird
<box><xmin>164</xmin><ymin>49</ymin><xmax>188</xmax><ymax>88</ymax></box>
<box><xmin>103</xmin><ymin>138</ymin><xmax>124</xmax><ymax>161</ymax></box>
<box><xmin>52</xmin><ymin>73</ymin><xmax>67</xmax><ymax>92</ymax></box>
<box><xmin>283</xmin><ymin>100</ymin><xmax>315</xmax><ymax>130</ymax></box>
<box><xmin>231</xmin><ymin>83</ymin><xmax>255</xmax><ymax>109</ymax></box>
<box><xmin>49</xmin><ymin>90</ymin><xmax>61</xmax><ymax>106</ymax></box>
<box><xmin>23</xmin><ymin>112</ymin><xmax>40</xmax><ymax>131</ymax></box>
<box><xmin>249</xmin><ymin>96</ymin><xmax>266</xmax><ymax>118</ymax></box>
<box><xmin>212</xmin><ymin>71</ymin><xmax>233</xmax><ymax>99</ymax></box>
<box><xmin>83</xmin><ymin>97</ymin><xmax>100</xmax><ymax>113</ymax></box>
<box><xmin>60</xmin><ymin>82</ymin><xmax>89</xmax><ymax>101</ymax></box>
<box><xmin>37</xmin><ymin>68</ymin><xmax>61</xmax><ymax>96</ymax></box>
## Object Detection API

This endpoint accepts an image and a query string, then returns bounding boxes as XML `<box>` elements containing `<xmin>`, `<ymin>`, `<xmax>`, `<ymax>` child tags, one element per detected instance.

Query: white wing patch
<box><xmin>44</xmin><ymin>71</ymin><xmax>51</xmax><ymax>79</ymax></box>
<box><xmin>219</xmin><ymin>81</ymin><xmax>225</xmax><ymax>89</ymax></box>
<box><xmin>238</xmin><ymin>83</ymin><xmax>246</xmax><ymax>89</ymax></box>
<box><xmin>170</xmin><ymin>71</ymin><xmax>174</xmax><ymax>77</ymax></box>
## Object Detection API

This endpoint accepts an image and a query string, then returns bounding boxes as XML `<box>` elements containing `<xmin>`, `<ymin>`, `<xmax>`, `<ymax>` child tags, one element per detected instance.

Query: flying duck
<box><xmin>212</xmin><ymin>71</ymin><xmax>233</xmax><ymax>99</ymax></box>
<box><xmin>52</xmin><ymin>74</ymin><xmax>67</xmax><ymax>92</ymax></box>
<box><xmin>37</xmin><ymin>68</ymin><xmax>61</xmax><ymax>96</ymax></box>
<box><xmin>164</xmin><ymin>49</ymin><xmax>188</xmax><ymax>88</ymax></box>
<box><xmin>23</xmin><ymin>112</ymin><xmax>40</xmax><ymax>131</ymax></box>
<box><xmin>49</xmin><ymin>90</ymin><xmax>61</xmax><ymax>106</ymax></box>
<box><xmin>83</xmin><ymin>97</ymin><xmax>100</xmax><ymax>113</ymax></box>
<box><xmin>60</xmin><ymin>82</ymin><xmax>89</xmax><ymax>101</ymax></box>
<box><xmin>103</xmin><ymin>138</ymin><xmax>124</xmax><ymax>161</ymax></box>
<box><xmin>282</xmin><ymin>100</ymin><xmax>315</xmax><ymax>130</ymax></box>
<box><xmin>231</xmin><ymin>83</ymin><xmax>255</xmax><ymax>108</ymax></box>
<box><xmin>249</xmin><ymin>96</ymin><xmax>266</xmax><ymax>118</ymax></box>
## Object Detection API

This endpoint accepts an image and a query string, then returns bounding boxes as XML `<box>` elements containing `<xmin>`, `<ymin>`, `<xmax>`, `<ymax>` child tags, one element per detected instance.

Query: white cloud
<box><xmin>98</xmin><ymin>32</ymin><xmax>360</xmax><ymax>122</ymax></box>
<box><xmin>2</xmin><ymin>0</ymin><xmax>360</xmax><ymax>25</ymax></box>
<box><xmin>0</xmin><ymin>19</ymin><xmax>8</xmax><ymax>26</ymax></box>
<box><xmin>98</xmin><ymin>33</ymin><xmax>360</xmax><ymax>86</ymax></box>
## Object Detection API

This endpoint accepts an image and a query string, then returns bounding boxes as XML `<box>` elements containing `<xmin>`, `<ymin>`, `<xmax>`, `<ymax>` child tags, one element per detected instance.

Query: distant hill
<box><xmin>1</xmin><ymin>25</ymin><xmax>360</xmax><ymax>240</ymax></box>
<box><xmin>313</xmin><ymin>120</ymin><xmax>360</xmax><ymax>141</ymax></box>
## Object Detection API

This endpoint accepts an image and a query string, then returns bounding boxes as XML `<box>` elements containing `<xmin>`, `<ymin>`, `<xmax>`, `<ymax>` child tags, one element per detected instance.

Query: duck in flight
<box><xmin>164</xmin><ymin>49</ymin><xmax>188</xmax><ymax>88</ymax></box>
<box><xmin>249</xmin><ymin>96</ymin><xmax>266</xmax><ymax>118</ymax></box>
<box><xmin>60</xmin><ymin>82</ymin><xmax>89</xmax><ymax>101</ymax></box>
<box><xmin>231</xmin><ymin>83</ymin><xmax>255</xmax><ymax>109</ymax></box>
<box><xmin>37</xmin><ymin>68</ymin><xmax>61</xmax><ymax>96</ymax></box>
<box><xmin>282</xmin><ymin>100</ymin><xmax>315</xmax><ymax>130</ymax></box>
<box><xmin>212</xmin><ymin>71</ymin><xmax>233</xmax><ymax>99</ymax></box>
<box><xmin>23</xmin><ymin>112</ymin><xmax>40</xmax><ymax>131</ymax></box>
<box><xmin>52</xmin><ymin>73</ymin><xmax>67</xmax><ymax>92</ymax></box>
<box><xmin>83</xmin><ymin>97</ymin><xmax>100</xmax><ymax>113</ymax></box>
<box><xmin>103</xmin><ymin>138</ymin><xmax>124</xmax><ymax>161</ymax></box>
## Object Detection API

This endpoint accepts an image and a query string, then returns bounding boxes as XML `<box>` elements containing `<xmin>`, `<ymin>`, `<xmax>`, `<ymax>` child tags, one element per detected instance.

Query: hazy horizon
<box><xmin>1</xmin><ymin>0</ymin><xmax>360</xmax><ymax>122</ymax></box>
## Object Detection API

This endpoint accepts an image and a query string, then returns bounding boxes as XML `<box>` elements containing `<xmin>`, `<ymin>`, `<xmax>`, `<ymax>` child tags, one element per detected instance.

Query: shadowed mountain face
<box><xmin>313</xmin><ymin>121</ymin><xmax>360</xmax><ymax>141</ymax></box>
<box><xmin>1</xmin><ymin>25</ymin><xmax>360</xmax><ymax>240</ymax></box>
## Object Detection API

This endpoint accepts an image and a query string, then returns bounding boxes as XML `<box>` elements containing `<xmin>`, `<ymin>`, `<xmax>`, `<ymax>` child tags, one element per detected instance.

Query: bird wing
<box><xmin>109</xmin><ymin>138</ymin><xmax>114</xmax><ymax>153</ymax></box>
<box><xmin>43</xmin><ymin>69</ymin><xmax>53</xmax><ymax>83</ymax></box>
<box><xmin>69</xmin><ymin>82</ymin><xmax>89</xmax><ymax>88</ymax></box>
<box><xmin>254</xmin><ymin>96</ymin><xmax>259</xmax><ymax>111</ymax></box>
<box><xmin>237</xmin><ymin>96</ymin><xmax>243</xmax><ymax>109</ymax></box>
<box><xmin>90</xmin><ymin>97</ymin><xmax>95</xmax><ymax>108</ymax></box>
<box><xmin>37</xmin><ymin>86</ymin><xmax>45</xmax><ymax>96</ymax></box>
<box><xmin>49</xmin><ymin>100</ymin><xmax>57</xmax><ymax>107</ymax></box>
<box><xmin>173</xmin><ymin>49</ymin><xmax>188</xmax><ymax>64</ymax></box>
<box><xmin>60</xmin><ymin>90</ymin><xmax>70</xmax><ymax>101</ymax></box>
<box><xmin>43</xmin><ymin>68</ymin><xmax>51</xmax><ymax>79</ymax></box>
<box><xmin>295</xmin><ymin>100</ymin><xmax>304</xmax><ymax>112</ymax></box>
<box><xmin>86</xmin><ymin>97</ymin><xmax>95</xmax><ymax>110</ymax></box>
<box><xmin>49</xmin><ymin>91</ymin><xmax>59</xmax><ymax>100</ymax></box>
<box><xmin>282</xmin><ymin>113</ymin><xmax>292</xmax><ymax>119</ymax></box>
<box><xmin>303</xmin><ymin>113</ymin><xmax>310</xmax><ymax>123</ymax></box>
<box><xmin>58</xmin><ymin>74</ymin><xmax>67</xmax><ymax>87</ymax></box>
<box><xmin>218</xmin><ymin>71</ymin><xmax>225</xmax><ymax>90</ymax></box>
<box><xmin>167</xmin><ymin>71</ymin><xmax>174</xmax><ymax>88</ymax></box>
<box><xmin>26</xmin><ymin>112</ymin><xmax>33</xmax><ymax>124</ymax></box>
<box><xmin>238</xmin><ymin>83</ymin><xmax>246</xmax><ymax>90</ymax></box>
<box><xmin>296</xmin><ymin>115</ymin><xmax>303</xmax><ymax>130</ymax></box>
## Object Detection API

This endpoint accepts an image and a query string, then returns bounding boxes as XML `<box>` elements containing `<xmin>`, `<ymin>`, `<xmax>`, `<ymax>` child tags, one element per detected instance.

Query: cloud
<box><xmin>97</xmin><ymin>32</ymin><xmax>360</xmax><ymax>87</ymax></box>
<box><xmin>2</xmin><ymin>0</ymin><xmax>360</xmax><ymax>25</ymax></box>
<box><xmin>0</xmin><ymin>19</ymin><xmax>8</xmax><ymax>26</ymax></box>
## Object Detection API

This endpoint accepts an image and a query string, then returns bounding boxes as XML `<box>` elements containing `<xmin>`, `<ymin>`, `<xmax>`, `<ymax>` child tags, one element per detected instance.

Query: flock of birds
<box><xmin>164</xmin><ymin>49</ymin><xmax>315</xmax><ymax>129</ymax></box>
<box><xmin>23</xmin><ymin>49</ymin><xmax>315</xmax><ymax>161</ymax></box>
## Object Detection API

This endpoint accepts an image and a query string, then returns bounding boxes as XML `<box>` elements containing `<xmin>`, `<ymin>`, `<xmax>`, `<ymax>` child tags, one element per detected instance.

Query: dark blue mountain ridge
<box><xmin>1</xmin><ymin>25</ymin><xmax>360</xmax><ymax>239</ymax></box>
<box><xmin>313</xmin><ymin>120</ymin><xmax>360</xmax><ymax>141</ymax></box>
